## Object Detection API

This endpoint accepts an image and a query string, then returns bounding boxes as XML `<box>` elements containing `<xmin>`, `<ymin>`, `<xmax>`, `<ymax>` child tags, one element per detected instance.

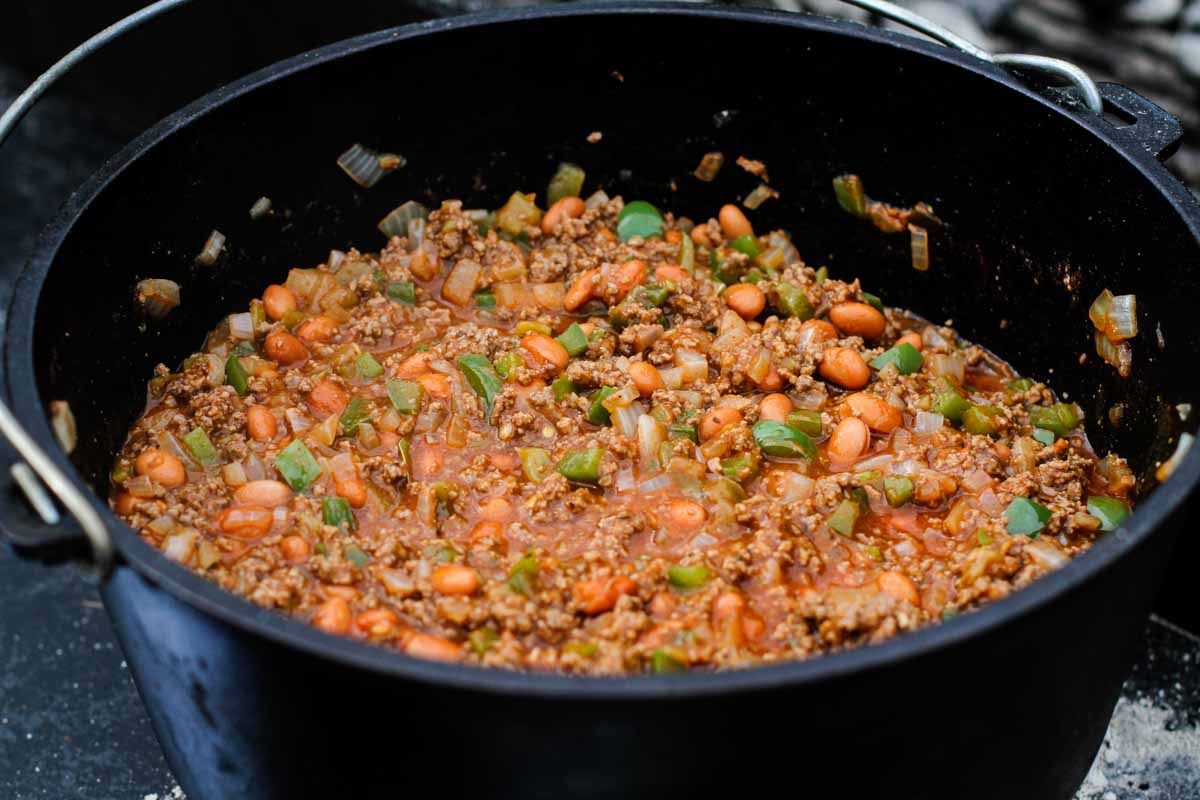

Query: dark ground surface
<box><xmin>1</xmin><ymin>2</ymin><xmax>1198</xmax><ymax>798</ymax></box>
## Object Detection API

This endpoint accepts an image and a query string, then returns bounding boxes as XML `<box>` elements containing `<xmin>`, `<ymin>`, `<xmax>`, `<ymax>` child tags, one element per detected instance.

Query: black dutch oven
<box><xmin>2</xmin><ymin>3</ymin><xmax>1199</xmax><ymax>798</ymax></box>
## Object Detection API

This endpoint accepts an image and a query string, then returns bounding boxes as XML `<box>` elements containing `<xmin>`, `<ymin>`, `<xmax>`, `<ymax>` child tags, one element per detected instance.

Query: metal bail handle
<box><xmin>0</xmin><ymin>0</ymin><xmax>196</xmax><ymax>575</ymax></box>
<box><xmin>835</xmin><ymin>0</ymin><xmax>1105</xmax><ymax>114</ymax></box>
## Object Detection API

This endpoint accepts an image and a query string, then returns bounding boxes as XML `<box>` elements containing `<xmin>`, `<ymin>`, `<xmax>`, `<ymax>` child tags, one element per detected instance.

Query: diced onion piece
<box><xmin>614</xmin><ymin>467</ymin><xmax>636</xmax><ymax>491</ymax></box>
<box><xmin>379</xmin><ymin>569</ymin><xmax>416</xmax><ymax>598</ymax></box>
<box><xmin>894</xmin><ymin>540</ymin><xmax>917</xmax><ymax>557</ymax></box>
<box><xmin>228</xmin><ymin>312</ymin><xmax>255</xmax><ymax>340</ymax></box>
<box><xmin>612</xmin><ymin>404</ymin><xmax>641</xmax><ymax>439</ymax></box>
<box><xmin>892</xmin><ymin>459</ymin><xmax>921</xmax><ymax>476</ymax></box>
<box><xmin>496</xmin><ymin>192</ymin><xmax>542</xmax><ymax>235</ymax></box>
<box><xmin>743</xmin><ymin>183</ymin><xmax>778</xmax><ymax>210</ymax></box>
<box><xmin>442</xmin><ymin>259</ymin><xmax>482</xmax><ymax>306</ymax></box>
<box><xmin>675</xmin><ymin>350</ymin><xmax>709</xmax><ymax>383</ymax></box>
<box><xmin>694</xmin><ymin>151</ymin><xmax>724</xmax><ymax>182</ymax></box>
<box><xmin>637</xmin><ymin>415</ymin><xmax>666</xmax><ymax>471</ymax></box>
<box><xmin>162</xmin><ymin>529</ymin><xmax>198</xmax><ymax>564</ymax></box>
<box><xmin>584</xmin><ymin>190</ymin><xmax>610</xmax><ymax>210</ymax></box>
<box><xmin>638</xmin><ymin>474</ymin><xmax>672</xmax><ymax>493</ymax></box>
<box><xmin>658</xmin><ymin>366</ymin><xmax>684</xmax><ymax>390</ymax></box>
<box><xmin>222</xmin><ymin>461</ymin><xmax>247</xmax><ymax>487</ymax></box>
<box><xmin>327</xmin><ymin>453</ymin><xmax>356</xmax><ymax>489</ymax></box>
<box><xmin>676</xmin><ymin>391</ymin><xmax>704</xmax><ymax>408</ymax></box>
<box><xmin>492</xmin><ymin>257</ymin><xmax>527</xmax><ymax>283</ymax></box>
<box><xmin>147</xmin><ymin>515</ymin><xmax>176</xmax><ymax>537</ymax></box>
<box><xmin>1105</xmin><ymin>294</ymin><xmax>1137</xmax><ymax>341</ymax></box>
<box><xmin>531</xmin><ymin>282</ymin><xmax>565</xmax><ymax>310</ymax></box>
<box><xmin>285</xmin><ymin>408</ymin><xmax>312</xmax><ymax>434</ymax></box>
<box><xmin>49</xmin><ymin>400</ymin><xmax>77</xmax><ymax>455</ymax></box>
<box><xmin>312</xmin><ymin>414</ymin><xmax>338</xmax><ymax>446</ymax></box>
<box><xmin>377</xmin><ymin>201</ymin><xmax>428</xmax><ymax>238</ymax></box>
<box><xmin>929</xmin><ymin>354</ymin><xmax>964</xmax><ymax>383</ymax></box>
<box><xmin>909</xmin><ymin>224</ymin><xmax>929</xmax><ymax>272</ymax></box>
<box><xmin>746</xmin><ymin>348</ymin><xmax>772</xmax><ymax>384</ymax></box>
<box><xmin>914</xmin><ymin>412</ymin><xmax>944</xmax><ymax>434</ymax></box>
<box><xmin>1157</xmin><ymin>432</ymin><xmax>1194</xmax><ymax>483</ymax></box>
<box><xmin>1095</xmin><ymin>330</ymin><xmax>1133</xmax><ymax>378</ymax></box>
<box><xmin>772</xmin><ymin>472</ymin><xmax>814</xmax><ymax>503</ymax></box>
<box><xmin>195</xmin><ymin>230</ymin><xmax>225</xmax><ymax>266</ymax></box>
<box><xmin>691</xmin><ymin>532</ymin><xmax>719</xmax><ymax>549</ymax></box>
<box><xmin>493</xmin><ymin>282</ymin><xmax>533</xmax><ymax>309</ymax></box>
<box><xmin>249</xmin><ymin>196</ymin><xmax>272</xmax><ymax>219</ymax></box>
<box><xmin>445</xmin><ymin>415</ymin><xmax>469</xmax><ymax>448</ymax></box>
<box><xmin>961</xmin><ymin>469</ymin><xmax>993</xmax><ymax>493</ymax></box>
<box><xmin>602</xmin><ymin>384</ymin><xmax>641</xmax><ymax>412</ymax></box>
<box><xmin>978</xmin><ymin>488</ymin><xmax>1003</xmax><ymax>515</ymax></box>
<box><xmin>135</xmin><ymin>279</ymin><xmax>181</xmax><ymax>320</ymax></box>
<box><xmin>631</xmin><ymin>326</ymin><xmax>662</xmax><ymax>352</ymax></box>
<box><xmin>1025</xmin><ymin>538</ymin><xmax>1069</xmax><ymax>570</ymax></box>
<box><xmin>1089</xmin><ymin>289</ymin><xmax>1112</xmax><ymax>331</ymax></box>
<box><xmin>922</xmin><ymin>327</ymin><xmax>951</xmax><ymax>350</ymax></box>
<box><xmin>855</xmin><ymin>454</ymin><xmax>893</xmax><ymax>473</ymax></box>
<box><xmin>125</xmin><ymin>475</ymin><xmax>155</xmax><ymax>498</ymax></box>
<box><xmin>337</xmin><ymin>143</ymin><xmax>384</xmax><ymax>188</ymax></box>
<box><xmin>204</xmin><ymin>353</ymin><xmax>225</xmax><ymax>386</ymax></box>
<box><xmin>158</xmin><ymin>431</ymin><xmax>193</xmax><ymax>466</ymax></box>
<box><xmin>244</xmin><ymin>453</ymin><xmax>266</xmax><ymax>481</ymax></box>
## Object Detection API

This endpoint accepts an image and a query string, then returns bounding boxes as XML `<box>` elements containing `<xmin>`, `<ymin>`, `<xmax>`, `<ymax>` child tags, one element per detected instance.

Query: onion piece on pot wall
<box><xmin>195</xmin><ymin>230</ymin><xmax>225</xmax><ymax>267</ymax></box>
<box><xmin>49</xmin><ymin>400</ymin><xmax>77</xmax><ymax>455</ymax></box>
<box><xmin>135</xmin><ymin>279</ymin><xmax>181</xmax><ymax>321</ymax></box>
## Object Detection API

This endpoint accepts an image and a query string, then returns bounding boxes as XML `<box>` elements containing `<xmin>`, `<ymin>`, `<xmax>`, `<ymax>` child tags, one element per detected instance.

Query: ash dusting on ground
<box><xmin>1075</xmin><ymin>619</ymin><xmax>1200</xmax><ymax>800</ymax></box>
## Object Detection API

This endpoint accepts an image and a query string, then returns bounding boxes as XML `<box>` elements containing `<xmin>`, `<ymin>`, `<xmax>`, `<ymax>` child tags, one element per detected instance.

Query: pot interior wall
<box><xmin>25</xmin><ymin>10</ymin><xmax>1200</xmax><ymax>498</ymax></box>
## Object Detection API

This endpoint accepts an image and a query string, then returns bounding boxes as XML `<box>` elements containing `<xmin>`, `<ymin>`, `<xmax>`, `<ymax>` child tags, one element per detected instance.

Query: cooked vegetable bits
<box><xmin>112</xmin><ymin>179</ymin><xmax>1133</xmax><ymax>674</ymax></box>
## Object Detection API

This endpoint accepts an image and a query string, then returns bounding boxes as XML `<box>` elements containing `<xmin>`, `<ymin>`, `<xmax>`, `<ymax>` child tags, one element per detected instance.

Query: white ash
<box><xmin>1075</xmin><ymin>696</ymin><xmax>1200</xmax><ymax>799</ymax></box>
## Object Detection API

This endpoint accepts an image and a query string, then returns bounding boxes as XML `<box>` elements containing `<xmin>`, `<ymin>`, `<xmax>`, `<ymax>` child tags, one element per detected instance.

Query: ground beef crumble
<box><xmin>111</xmin><ymin>186</ymin><xmax>1134</xmax><ymax>676</ymax></box>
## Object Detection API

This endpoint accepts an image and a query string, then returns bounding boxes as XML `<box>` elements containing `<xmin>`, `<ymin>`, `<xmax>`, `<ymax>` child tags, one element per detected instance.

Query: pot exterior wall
<box><xmin>102</xmin><ymin>511</ymin><xmax>1179</xmax><ymax>800</ymax></box>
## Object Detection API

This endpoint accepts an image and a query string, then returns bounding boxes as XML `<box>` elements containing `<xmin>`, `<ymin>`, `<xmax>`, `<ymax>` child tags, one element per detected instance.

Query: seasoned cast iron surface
<box><xmin>1</xmin><ymin>6</ymin><xmax>1199</xmax><ymax>797</ymax></box>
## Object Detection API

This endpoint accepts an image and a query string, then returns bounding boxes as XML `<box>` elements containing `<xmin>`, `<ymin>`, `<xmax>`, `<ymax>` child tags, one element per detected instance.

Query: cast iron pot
<box><xmin>2</xmin><ymin>4</ymin><xmax>1199</xmax><ymax>799</ymax></box>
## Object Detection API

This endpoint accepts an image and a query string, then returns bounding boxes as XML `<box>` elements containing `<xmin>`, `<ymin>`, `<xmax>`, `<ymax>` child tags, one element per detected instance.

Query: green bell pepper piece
<box><xmin>883</xmin><ymin>476</ymin><xmax>914</xmax><ymax>507</ymax></box>
<box><xmin>387</xmin><ymin>281</ymin><xmax>415</xmax><ymax>305</ymax></box>
<box><xmin>275</xmin><ymin>440</ymin><xmax>322</xmax><ymax>492</ymax></box>
<box><xmin>386</xmin><ymin>379</ymin><xmax>423</xmax><ymax>414</ymax></box>
<box><xmin>1087</xmin><ymin>496</ymin><xmax>1130</xmax><ymax>531</ymax></box>
<box><xmin>547</xmin><ymin>162</ymin><xmax>585</xmax><ymax>205</ymax></box>
<box><xmin>785</xmin><ymin>409</ymin><xmax>823</xmax><ymax>437</ymax></box>
<box><xmin>616</xmin><ymin>200</ymin><xmax>664</xmax><ymax>241</ymax></box>
<box><xmin>555</xmin><ymin>323</ymin><xmax>589</xmax><ymax>357</ymax></box>
<box><xmin>1005</xmin><ymin>497</ymin><xmax>1051</xmax><ymax>537</ymax></box>
<box><xmin>870</xmin><ymin>342</ymin><xmax>923</xmax><ymax>375</ymax></box>
<box><xmin>587</xmin><ymin>388</ymin><xmax>616</xmax><ymax>426</ymax></box>
<box><xmin>225</xmin><ymin>355</ymin><xmax>250</xmax><ymax>396</ymax></box>
<box><xmin>668</xmin><ymin>564</ymin><xmax>711</xmax><ymax>590</ymax></box>
<box><xmin>457</xmin><ymin>354</ymin><xmax>503</xmax><ymax>414</ymax></box>
<box><xmin>557</xmin><ymin>448</ymin><xmax>605</xmax><ymax>484</ymax></box>
<box><xmin>752</xmin><ymin>420</ymin><xmax>817</xmax><ymax>460</ymax></box>
<box><xmin>183</xmin><ymin>427</ymin><xmax>219</xmax><ymax>467</ymax></box>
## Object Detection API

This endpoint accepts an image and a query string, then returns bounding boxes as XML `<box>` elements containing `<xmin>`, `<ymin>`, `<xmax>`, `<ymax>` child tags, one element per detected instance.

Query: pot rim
<box><xmin>7</xmin><ymin>2</ymin><xmax>1200</xmax><ymax>699</ymax></box>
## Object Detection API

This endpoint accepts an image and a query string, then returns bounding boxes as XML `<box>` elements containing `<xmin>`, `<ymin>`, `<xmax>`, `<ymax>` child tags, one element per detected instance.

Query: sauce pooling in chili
<box><xmin>111</xmin><ymin>189</ymin><xmax>1134</xmax><ymax>673</ymax></box>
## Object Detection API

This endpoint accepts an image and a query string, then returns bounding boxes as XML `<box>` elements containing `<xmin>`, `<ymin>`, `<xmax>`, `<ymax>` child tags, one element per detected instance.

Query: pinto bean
<box><xmin>234</xmin><ymin>479</ymin><xmax>292</xmax><ymax>507</ymax></box>
<box><xmin>724</xmin><ymin>284</ymin><xmax>766</xmax><ymax>320</ymax></box>
<box><xmin>541</xmin><ymin>196</ymin><xmax>586</xmax><ymax>234</ymax></box>
<box><xmin>841</xmin><ymin>393</ymin><xmax>902</xmax><ymax>433</ymax></box>
<box><xmin>262</xmin><ymin>284</ymin><xmax>297</xmax><ymax>321</ymax></box>
<box><xmin>827</xmin><ymin>417</ymin><xmax>870</xmax><ymax>464</ymax></box>
<box><xmin>699</xmin><ymin>407</ymin><xmax>742</xmax><ymax>441</ymax></box>
<box><xmin>718</xmin><ymin>204</ymin><xmax>753</xmax><ymax>238</ymax></box>
<box><xmin>134</xmin><ymin>448</ymin><xmax>186</xmax><ymax>487</ymax></box>
<box><xmin>818</xmin><ymin>347</ymin><xmax>870</xmax><ymax>389</ymax></box>
<box><xmin>829</xmin><ymin>302</ymin><xmax>885</xmax><ymax>339</ymax></box>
